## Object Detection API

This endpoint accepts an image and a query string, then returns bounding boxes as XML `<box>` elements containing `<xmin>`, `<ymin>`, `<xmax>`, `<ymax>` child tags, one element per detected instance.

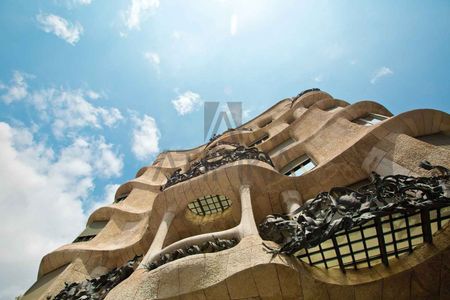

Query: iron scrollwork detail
<box><xmin>259</xmin><ymin>161</ymin><xmax>450</xmax><ymax>255</ymax></box>
<box><xmin>293</xmin><ymin>88</ymin><xmax>321</xmax><ymax>100</ymax></box>
<box><xmin>144</xmin><ymin>237</ymin><xmax>238</xmax><ymax>271</ymax></box>
<box><xmin>162</xmin><ymin>145</ymin><xmax>274</xmax><ymax>190</ymax></box>
<box><xmin>52</xmin><ymin>255</ymin><xmax>142</xmax><ymax>300</ymax></box>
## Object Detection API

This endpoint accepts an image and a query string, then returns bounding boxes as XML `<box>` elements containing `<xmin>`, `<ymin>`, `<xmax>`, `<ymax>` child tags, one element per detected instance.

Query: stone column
<box><xmin>281</xmin><ymin>190</ymin><xmax>301</xmax><ymax>214</ymax></box>
<box><xmin>238</xmin><ymin>185</ymin><xmax>259</xmax><ymax>238</ymax></box>
<box><xmin>139</xmin><ymin>211</ymin><xmax>175</xmax><ymax>268</ymax></box>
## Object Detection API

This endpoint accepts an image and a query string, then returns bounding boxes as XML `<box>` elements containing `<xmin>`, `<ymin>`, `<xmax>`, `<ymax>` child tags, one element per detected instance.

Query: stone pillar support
<box><xmin>139</xmin><ymin>211</ymin><xmax>175</xmax><ymax>268</ymax></box>
<box><xmin>281</xmin><ymin>190</ymin><xmax>302</xmax><ymax>214</ymax></box>
<box><xmin>237</xmin><ymin>185</ymin><xmax>259</xmax><ymax>238</ymax></box>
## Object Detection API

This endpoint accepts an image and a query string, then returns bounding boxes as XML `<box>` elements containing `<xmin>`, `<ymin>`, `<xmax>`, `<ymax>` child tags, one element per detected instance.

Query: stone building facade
<box><xmin>22</xmin><ymin>89</ymin><xmax>450</xmax><ymax>299</ymax></box>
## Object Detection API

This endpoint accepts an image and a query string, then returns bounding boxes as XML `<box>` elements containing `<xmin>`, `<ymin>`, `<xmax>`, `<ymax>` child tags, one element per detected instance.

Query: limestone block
<box><xmin>410</xmin><ymin>254</ymin><xmax>441</xmax><ymax>299</ymax></box>
<box><xmin>276</xmin><ymin>264</ymin><xmax>302</xmax><ymax>299</ymax></box>
<box><xmin>178</xmin><ymin>256</ymin><xmax>206</xmax><ymax>295</ymax></box>
<box><xmin>354</xmin><ymin>281</ymin><xmax>382</xmax><ymax>300</ymax></box>
<box><xmin>380</xmin><ymin>270</ymin><xmax>411</xmax><ymax>300</ymax></box>
<box><xmin>204</xmin><ymin>282</ymin><xmax>230</xmax><ymax>299</ymax></box>
<box><xmin>251</xmin><ymin>264</ymin><xmax>283</xmax><ymax>298</ymax></box>
<box><xmin>226</xmin><ymin>269</ymin><xmax>259</xmax><ymax>299</ymax></box>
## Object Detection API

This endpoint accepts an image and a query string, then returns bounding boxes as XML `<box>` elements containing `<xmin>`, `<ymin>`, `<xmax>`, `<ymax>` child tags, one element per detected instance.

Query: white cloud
<box><xmin>313</xmin><ymin>75</ymin><xmax>323</xmax><ymax>83</ymax></box>
<box><xmin>36</xmin><ymin>13</ymin><xmax>83</xmax><ymax>45</ymax></box>
<box><xmin>0</xmin><ymin>122</ymin><xmax>122</xmax><ymax>300</ymax></box>
<box><xmin>74</xmin><ymin>0</ymin><xmax>92</xmax><ymax>4</ymax></box>
<box><xmin>370</xmin><ymin>66</ymin><xmax>393</xmax><ymax>84</ymax></box>
<box><xmin>123</xmin><ymin>0</ymin><xmax>160</xmax><ymax>30</ymax></box>
<box><xmin>172</xmin><ymin>30</ymin><xmax>182</xmax><ymax>40</ymax></box>
<box><xmin>31</xmin><ymin>88</ymin><xmax>123</xmax><ymax>138</ymax></box>
<box><xmin>144</xmin><ymin>51</ymin><xmax>160</xmax><ymax>66</ymax></box>
<box><xmin>144</xmin><ymin>51</ymin><xmax>160</xmax><ymax>73</ymax></box>
<box><xmin>0</xmin><ymin>71</ymin><xmax>30</xmax><ymax>104</ymax></box>
<box><xmin>87</xmin><ymin>183</ymin><xmax>119</xmax><ymax>215</ymax></box>
<box><xmin>58</xmin><ymin>0</ymin><xmax>92</xmax><ymax>7</ymax></box>
<box><xmin>86</xmin><ymin>90</ymin><xmax>101</xmax><ymax>100</ymax></box>
<box><xmin>131</xmin><ymin>114</ymin><xmax>160</xmax><ymax>160</ymax></box>
<box><xmin>171</xmin><ymin>91</ymin><xmax>202</xmax><ymax>115</ymax></box>
<box><xmin>243</xmin><ymin>109</ymin><xmax>252</xmax><ymax>120</ymax></box>
<box><xmin>230</xmin><ymin>13</ymin><xmax>238</xmax><ymax>36</ymax></box>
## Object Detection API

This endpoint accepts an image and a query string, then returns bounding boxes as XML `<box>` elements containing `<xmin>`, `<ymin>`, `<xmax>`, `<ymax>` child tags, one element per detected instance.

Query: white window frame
<box><xmin>281</xmin><ymin>154</ymin><xmax>316</xmax><ymax>176</ymax></box>
<box><xmin>353</xmin><ymin>113</ymin><xmax>388</xmax><ymax>126</ymax></box>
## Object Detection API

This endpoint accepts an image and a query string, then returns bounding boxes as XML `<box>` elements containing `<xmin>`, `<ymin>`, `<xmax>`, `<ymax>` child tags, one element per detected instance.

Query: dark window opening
<box><xmin>73</xmin><ymin>221</ymin><xmax>108</xmax><ymax>243</ymax></box>
<box><xmin>115</xmin><ymin>193</ymin><xmax>129</xmax><ymax>203</ymax></box>
<box><xmin>248</xmin><ymin>134</ymin><xmax>269</xmax><ymax>147</ymax></box>
<box><xmin>259</xmin><ymin>119</ymin><xmax>272</xmax><ymax>128</ymax></box>
<box><xmin>324</xmin><ymin>106</ymin><xmax>342</xmax><ymax>112</ymax></box>
<box><xmin>416</xmin><ymin>132</ymin><xmax>450</xmax><ymax>150</ymax></box>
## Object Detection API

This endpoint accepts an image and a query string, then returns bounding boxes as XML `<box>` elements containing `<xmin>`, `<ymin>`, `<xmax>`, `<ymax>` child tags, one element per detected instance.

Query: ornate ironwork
<box><xmin>144</xmin><ymin>237</ymin><xmax>238</xmax><ymax>271</ymax></box>
<box><xmin>52</xmin><ymin>255</ymin><xmax>142</xmax><ymax>300</ymax></box>
<box><xmin>161</xmin><ymin>145</ymin><xmax>273</xmax><ymax>190</ymax></box>
<box><xmin>259</xmin><ymin>161</ymin><xmax>450</xmax><ymax>256</ymax></box>
<box><xmin>294</xmin><ymin>88</ymin><xmax>321</xmax><ymax>99</ymax></box>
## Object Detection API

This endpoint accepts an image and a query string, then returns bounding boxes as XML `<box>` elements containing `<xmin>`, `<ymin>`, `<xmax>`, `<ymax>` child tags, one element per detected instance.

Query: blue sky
<box><xmin>0</xmin><ymin>0</ymin><xmax>449</xmax><ymax>298</ymax></box>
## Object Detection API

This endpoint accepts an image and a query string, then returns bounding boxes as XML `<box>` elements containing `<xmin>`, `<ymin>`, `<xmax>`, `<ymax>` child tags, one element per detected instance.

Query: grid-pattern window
<box><xmin>352</xmin><ymin>113</ymin><xmax>388</xmax><ymax>126</ymax></box>
<box><xmin>268</xmin><ymin>138</ymin><xmax>296</xmax><ymax>157</ymax></box>
<box><xmin>281</xmin><ymin>155</ymin><xmax>316</xmax><ymax>176</ymax></box>
<box><xmin>296</xmin><ymin>206</ymin><xmax>450</xmax><ymax>271</ymax></box>
<box><xmin>188</xmin><ymin>195</ymin><xmax>232</xmax><ymax>216</ymax></box>
<box><xmin>73</xmin><ymin>221</ymin><xmax>108</xmax><ymax>243</ymax></box>
<box><xmin>114</xmin><ymin>193</ymin><xmax>129</xmax><ymax>203</ymax></box>
<box><xmin>248</xmin><ymin>134</ymin><xmax>269</xmax><ymax>147</ymax></box>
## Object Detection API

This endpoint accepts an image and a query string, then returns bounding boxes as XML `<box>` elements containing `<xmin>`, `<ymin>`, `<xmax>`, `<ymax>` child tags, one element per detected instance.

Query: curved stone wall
<box><xmin>22</xmin><ymin>89</ymin><xmax>450</xmax><ymax>300</ymax></box>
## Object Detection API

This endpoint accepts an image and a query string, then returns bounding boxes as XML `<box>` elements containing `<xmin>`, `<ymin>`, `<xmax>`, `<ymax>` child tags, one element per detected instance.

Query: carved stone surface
<box><xmin>52</xmin><ymin>256</ymin><xmax>142</xmax><ymax>300</ymax></box>
<box><xmin>144</xmin><ymin>238</ymin><xmax>238</xmax><ymax>271</ymax></box>
<box><xmin>259</xmin><ymin>161</ymin><xmax>450</xmax><ymax>255</ymax></box>
<box><xmin>162</xmin><ymin>145</ymin><xmax>273</xmax><ymax>190</ymax></box>
<box><xmin>208</xmin><ymin>127</ymin><xmax>253</xmax><ymax>144</ymax></box>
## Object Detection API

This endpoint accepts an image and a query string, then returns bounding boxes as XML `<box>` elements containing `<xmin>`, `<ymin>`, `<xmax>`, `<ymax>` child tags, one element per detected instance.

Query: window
<box><xmin>416</xmin><ymin>132</ymin><xmax>450</xmax><ymax>150</ymax></box>
<box><xmin>188</xmin><ymin>195</ymin><xmax>232</xmax><ymax>216</ymax></box>
<box><xmin>248</xmin><ymin>133</ymin><xmax>269</xmax><ymax>147</ymax></box>
<box><xmin>324</xmin><ymin>106</ymin><xmax>342</xmax><ymax>112</ymax></box>
<box><xmin>268</xmin><ymin>138</ymin><xmax>295</xmax><ymax>156</ymax></box>
<box><xmin>114</xmin><ymin>193</ymin><xmax>129</xmax><ymax>203</ymax></box>
<box><xmin>352</xmin><ymin>113</ymin><xmax>388</xmax><ymax>126</ymax></box>
<box><xmin>259</xmin><ymin>119</ymin><xmax>272</xmax><ymax>128</ymax></box>
<box><xmin>73</xmin><ymin>221</ymin><xmax>108</xmax><ymax>243</ymax></box>
<box><xmin>285</xmin><ymin>115</ymin><xmax>295</xmax><ymax>125</ymax></box>
<box><xmin>281</xmin><ymin>154</ymin><xmax>316</xmax><ymax>176</ymax></box>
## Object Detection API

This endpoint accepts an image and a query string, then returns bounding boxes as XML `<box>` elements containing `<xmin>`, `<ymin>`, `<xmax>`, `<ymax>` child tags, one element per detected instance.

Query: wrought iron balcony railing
<box><xmin>161</xmin><ymin>145</ymin><xmax>274</xmax><ymax>190</ymax></box>
<box><xmin>259</xmin><ymin>161</ymin><xmax>450</xmax><ymax>272</ymax></box>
